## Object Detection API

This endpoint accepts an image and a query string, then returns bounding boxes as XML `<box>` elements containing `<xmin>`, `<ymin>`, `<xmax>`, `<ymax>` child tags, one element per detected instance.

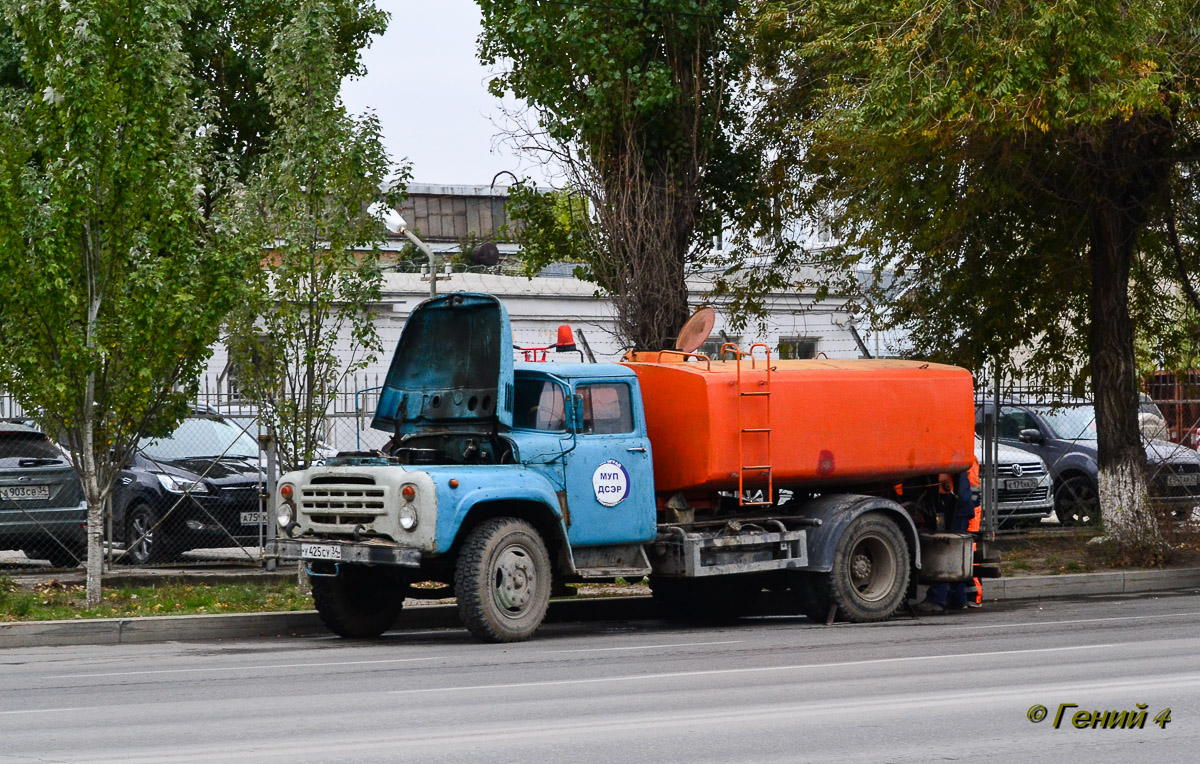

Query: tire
<box><xmin>124</xmin><ymin>503</ymin><xmax>174</xmax><ymax>564</ymax></box>
<box><xmin>454</xmin><ymin>518</ymin><xmax>552</xmax><ymax>643</ymax></box>
<box><xmin>650</xmin><ymin>576</ymin><xmax>761</xmax><ymax>622</ymax></box>
<box><xmin>803</xmin><ymin>513</ymin><xmax>910</xmax><ymax>623</ymax></box>
<box><xmin>311</xmin><ymin>564</ymin><xmax>407</xmax><ymax>638</ymax></box>
<box><xmin>1055</xmin><ymin>476</ymin><xmax>1100</xmax><ymax>526</ymax></box>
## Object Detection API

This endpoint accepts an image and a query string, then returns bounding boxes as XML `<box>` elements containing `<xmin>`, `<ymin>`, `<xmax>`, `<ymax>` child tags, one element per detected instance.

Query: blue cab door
<box><xmin>562</xmin><ymin>377</ymin><xmax>656</xmax><ymax>546</ymax></box>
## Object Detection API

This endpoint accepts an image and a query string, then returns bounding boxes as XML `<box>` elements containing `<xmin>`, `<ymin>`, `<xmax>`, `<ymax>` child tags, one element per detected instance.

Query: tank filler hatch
<box><xmin>371</xmin><ymin>293</ymin><xmax>514</xmax><ymax>435</ymax></box>
<box><xmin>674</xmin><ymin>306</ymin><xmax>716</xmax><ymax>354</ymax></box>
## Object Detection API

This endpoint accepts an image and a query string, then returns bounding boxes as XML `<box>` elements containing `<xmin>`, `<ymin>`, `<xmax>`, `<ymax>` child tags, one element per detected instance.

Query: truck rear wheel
<box><xmin>454</xmin><ymin>518</ymin><xmax>552</xmax><ymax>643</ymax></box>
<box><xmin>797</xmin><ymin>513</ymin><xmax>910</xmax><ymax>623</ymax></box>
<box><xmin>311</xmin><ymin>564</ymin><xmax>407</xmax><ymax>638</ymax></box>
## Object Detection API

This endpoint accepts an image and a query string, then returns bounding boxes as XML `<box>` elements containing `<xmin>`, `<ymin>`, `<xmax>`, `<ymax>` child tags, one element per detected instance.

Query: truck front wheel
<box><xmin>454</xmin><ymin>518</ymin><xmax>552</xmax><ymax>643</ymax></box>
<box><xmin>796</xmin><ymin>513</ymin><xmax>910</xmax><ymax>623</ymax></box>
<box><xmin>311</xmin><ymin>564</ymin><xmax>407</xmax><ymax>638</ymax></box>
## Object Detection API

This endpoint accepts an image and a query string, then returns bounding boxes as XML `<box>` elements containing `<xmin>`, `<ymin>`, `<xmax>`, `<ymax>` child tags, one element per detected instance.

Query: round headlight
<box><xmin>276</xmin><ymin>501</ymin><xmax>295</xmax><ymax>528</ymax></box>
<box><xmin>398</xmin><ymin>504</ymin><xmax>418</xmax><ymax>531</ymax></box>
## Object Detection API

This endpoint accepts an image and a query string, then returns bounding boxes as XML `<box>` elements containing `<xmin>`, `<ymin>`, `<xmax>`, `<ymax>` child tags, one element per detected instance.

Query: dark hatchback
<box><xmin>0</xmin><ymin>422</ymin><xmax>87</xmax><ymax>567</ymax></box>
<box><xmin>113</xmin><ymin>416</ymin><xmax>265</xmax><ymax>564</ymax></box>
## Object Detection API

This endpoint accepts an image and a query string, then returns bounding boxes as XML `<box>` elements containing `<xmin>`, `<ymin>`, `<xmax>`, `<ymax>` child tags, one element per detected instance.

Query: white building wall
<box><xmin>202</xmin><ymin>270</ymin><xmax>865</xmax><ymax>394</ymax></box>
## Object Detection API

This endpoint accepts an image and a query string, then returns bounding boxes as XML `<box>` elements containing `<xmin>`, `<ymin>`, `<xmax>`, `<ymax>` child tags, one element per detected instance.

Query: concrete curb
<box><xmin>3</xmin><ymin>568</ymin><xmax>1198</xmax><ymax>649</ymax></box>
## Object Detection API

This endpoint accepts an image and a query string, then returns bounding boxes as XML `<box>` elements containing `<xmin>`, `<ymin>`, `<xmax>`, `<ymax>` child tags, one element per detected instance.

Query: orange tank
<box><xmin>620</xmin><ymin>353</ymin><xmax>975</xmax><ymax>496</ymax></box>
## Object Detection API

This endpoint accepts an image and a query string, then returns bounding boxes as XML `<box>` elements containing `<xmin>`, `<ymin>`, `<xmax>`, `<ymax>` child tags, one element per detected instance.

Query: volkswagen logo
<box><xmin>1011</xmin><ymin>463</ymin><xmax>1023</xmax><ymax>477</ymax></box>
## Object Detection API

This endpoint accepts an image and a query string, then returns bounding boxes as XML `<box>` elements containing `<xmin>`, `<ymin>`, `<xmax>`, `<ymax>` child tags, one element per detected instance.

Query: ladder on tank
<box><xmin>722</xmin><ymin>343</ymin><xmax>774</xmax><ymax>507</ymax></box>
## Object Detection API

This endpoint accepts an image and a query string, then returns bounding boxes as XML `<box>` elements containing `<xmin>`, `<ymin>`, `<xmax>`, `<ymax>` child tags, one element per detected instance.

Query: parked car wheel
<box><xmin>1055</xmin><ymin>475</ymin><xmax>1100</xmax><ymax>526</ymax></box>
<box><xmin>124</xmin><ymin>503</ymin><xmax>173</xmax><ymax>564</ymax></box>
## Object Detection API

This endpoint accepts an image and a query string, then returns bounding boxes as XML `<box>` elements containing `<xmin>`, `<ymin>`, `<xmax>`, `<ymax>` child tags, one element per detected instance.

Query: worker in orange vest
<box><xmin>915</xmin><ymin>458</ymin><xmax>982</xmax><ymax>612</ymax></box>
<box><xmin>963</xmin><ymin>458</ymin><xmax>983</xmax><ymax>607</ymax></box>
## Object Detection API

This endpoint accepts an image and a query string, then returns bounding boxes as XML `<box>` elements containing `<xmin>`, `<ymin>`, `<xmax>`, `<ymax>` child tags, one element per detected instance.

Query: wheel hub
<box><xmin>850</xmin><ymin>553</ymin><xmax>872</xmax><ymax>584</ymax></box>
<box><xmin>493</xmin><ymin>546</ymin><xmax>535</xmax><ymax>612</ymax></box>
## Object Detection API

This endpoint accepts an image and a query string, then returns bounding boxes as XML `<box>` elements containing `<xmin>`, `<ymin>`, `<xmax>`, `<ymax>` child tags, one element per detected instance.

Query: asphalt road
<box><xmin>1</xmin><ymin>593</ymin><xmax>1198</xmax><ymax>763</ymax></box>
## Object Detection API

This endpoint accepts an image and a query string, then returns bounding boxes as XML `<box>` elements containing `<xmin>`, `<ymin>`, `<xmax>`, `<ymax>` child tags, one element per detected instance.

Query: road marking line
<box><xmin>950</xmin><ymin>610</ymin><xmax>1200</xmax><ymax>631</ymax></box>
<box><xmin>547</xmin><ymin>640</ymin><xmax>743</xmax><ymax>654</ymax></box>
<box><xmin>0</xmin><ymin>706</ymin><xmax>91</xmax><ymax>716</ymax></box>
<box><xmin>388</xmin><ymin>643</ymin><xmax>1119</xmax><ymax>695</ymax></box>
<box><xmin>49</xmin><ymin>655</ymin><xmax>444</xmax><ymax>679</ymax></box>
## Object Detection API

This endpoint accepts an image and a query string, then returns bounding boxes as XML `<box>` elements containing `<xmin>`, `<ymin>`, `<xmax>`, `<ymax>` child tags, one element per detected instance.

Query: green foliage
<box><xmin>0</xmin><ymin>0</ymin><xmax>260</xmax><ymax>602</ymax></box>
<box><xmin>183</xmin><ymin>0</ymin><xmax>387</xmax><ymax>176</ymax></box>
<box><xmin>0</xmin><ymin>0</ymin><xmax>255</xmax><ymax>470</ymax></box>
<box><xmin>478</xmin><ymin>0</ymin><xmax>753</xmax><ymax>349</ymax></box>
<box><xmin>0</xmin><ymin>19</ymin><xmax>25</xmax><ymax>91</ymax></box>
<box><xmin>504</xmin><ymin>181</ymin><xmax>592</xmax><ymax>277</ymax></box>
<box><xmin>0</xmin><ymin>577</ymin><xmax>312</xmax><ymax>621</ymax></box>
<box><xmin>226</xmin><ymin>0</ymin><xmax>404</xmax><ymax>471</ymax></box>
<box><xmin>755</xmin><ymin>0</ymin><xmax>1200</xmax><ymax>379</ymax></box>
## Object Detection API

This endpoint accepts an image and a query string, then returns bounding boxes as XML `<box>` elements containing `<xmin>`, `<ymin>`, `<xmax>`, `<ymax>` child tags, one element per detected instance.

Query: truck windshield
<box><xmin>513</xmin><ymin>379</ymin><xmax>566</xmax><ymax>431</ymax></box>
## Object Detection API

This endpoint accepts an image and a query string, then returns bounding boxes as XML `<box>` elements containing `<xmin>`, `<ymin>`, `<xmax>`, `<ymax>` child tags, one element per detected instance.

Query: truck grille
<box><xmin>300</xmin><ymin>483</ymin><xmax>386</xmax><ymax>515</ymax></box>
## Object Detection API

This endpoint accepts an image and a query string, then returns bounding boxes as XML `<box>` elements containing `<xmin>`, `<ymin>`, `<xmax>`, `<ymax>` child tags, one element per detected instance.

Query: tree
<box><xmin>0</xmin><ymin>0</ymin><xmax>257</xmax><ymax>604</ymax></box>
<box><xmin>478</xmin><ymin>0</ymin><xmax>751</xmax><ymax>350</ymax></box>
<box><xmin>225</xmin><ymin>0</ymin><xmax>404</xmax><ymax>472</ymax></box>
<box><xmin>182</xmin><ymin>0</ymin><xmax>387</xmax><ymax>177</ymax></box>
<box><xmin>753</xmin><ymin>0</ymin><xmax>1200</xmax><ymax>559</ymax></box>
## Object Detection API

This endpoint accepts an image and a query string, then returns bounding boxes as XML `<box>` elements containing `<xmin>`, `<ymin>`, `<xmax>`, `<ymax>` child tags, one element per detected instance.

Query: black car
<box><xmin>113</xmin><ymin>415</ymin><xmax>266</xmax><ymax>564</ymax></box>
<box><xmin>0</xmin><ymin>422</ymin><xmax>87</xmax><ymax>567</ymax></box>
<box><xmin>977</xmin><ymin>400</ymin><xmax>1200</xmax><ymax>525</ymax></box>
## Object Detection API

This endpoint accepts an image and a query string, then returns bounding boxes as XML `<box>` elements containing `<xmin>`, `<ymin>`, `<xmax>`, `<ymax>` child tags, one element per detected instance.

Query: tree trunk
<box><xmin>1088</xmin><ymin>197</ymin><xmax>1159</xmax><ymax>558</ymax></box>
<box><xmin>81</xmin><ymin>410</ymin><xmax>104</xmax><ymax>607</ymax></box>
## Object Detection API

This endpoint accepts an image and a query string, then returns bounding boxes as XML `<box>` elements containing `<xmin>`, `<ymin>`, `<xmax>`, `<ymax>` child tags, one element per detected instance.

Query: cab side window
<box><xmin>577</xmin><ymin>383</ymin><xmax>634</xmax><ymax>434</ymax></box>
<box><xmin>513</xmin><ymin>379</ymin><xmax>566</xmax><ymax>431</ymax></box>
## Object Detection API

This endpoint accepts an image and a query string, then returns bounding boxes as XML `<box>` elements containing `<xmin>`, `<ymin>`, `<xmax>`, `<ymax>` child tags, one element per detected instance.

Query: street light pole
<box><xmin>373</xmin><ymin>204</ymin><xmax>441</xmax><ymax>298</ymax></box>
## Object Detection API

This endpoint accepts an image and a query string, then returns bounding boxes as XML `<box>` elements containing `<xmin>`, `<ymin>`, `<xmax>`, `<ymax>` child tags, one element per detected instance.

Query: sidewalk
<box><xmin>3</xmin><ymin>566</ymin><xmax>1199</xmax><ymax>649</ymax></box>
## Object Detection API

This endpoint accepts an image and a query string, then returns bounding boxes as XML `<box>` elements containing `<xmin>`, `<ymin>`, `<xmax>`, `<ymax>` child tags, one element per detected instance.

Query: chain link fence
<box><xmin>975</xmin><ymin>373</ymin><xmax>1200</xmax><ymax>534</ymax></box>
<box><xmin>1</xmin><ymin>377</ymin><xmax>386</xmax><ymax>573</ymax></box>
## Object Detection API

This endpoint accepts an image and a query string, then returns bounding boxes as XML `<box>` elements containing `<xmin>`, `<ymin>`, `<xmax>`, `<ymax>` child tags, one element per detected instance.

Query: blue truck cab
<box><xmin>274</xmin><ymin>293</ymin><xmax>663</xmax><ymax>641</ymax></box>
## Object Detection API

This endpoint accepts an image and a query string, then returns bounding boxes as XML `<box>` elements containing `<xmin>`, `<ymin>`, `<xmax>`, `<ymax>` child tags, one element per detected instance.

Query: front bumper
<box><xmin>268</xmin><ymin>537</ymin><xmax>421</xmax><ymax>567</ymax></box>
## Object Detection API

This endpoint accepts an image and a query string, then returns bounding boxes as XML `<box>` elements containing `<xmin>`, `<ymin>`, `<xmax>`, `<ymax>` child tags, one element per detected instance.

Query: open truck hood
<box><xmin>372</xmin><ymin>293</ymin><xmax>514</xmax><ymax>435</ymax></box>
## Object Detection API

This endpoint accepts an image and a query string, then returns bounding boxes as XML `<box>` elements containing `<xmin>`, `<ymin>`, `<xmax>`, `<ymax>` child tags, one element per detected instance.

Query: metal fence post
<box><xmin>261</xmin><ymin>428</ymin><xmax>277</xmax><ymax>572</ymax></box>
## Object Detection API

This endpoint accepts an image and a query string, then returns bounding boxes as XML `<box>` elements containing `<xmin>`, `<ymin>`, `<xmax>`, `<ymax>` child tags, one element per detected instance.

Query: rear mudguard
<box><xmin>794</xmin><ymin>494</ymin><xmax>921</xmax><ymax>573</ymax></box>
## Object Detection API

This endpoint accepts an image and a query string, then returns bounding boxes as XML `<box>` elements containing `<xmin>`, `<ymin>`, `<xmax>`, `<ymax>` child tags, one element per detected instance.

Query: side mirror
<box><xmin>1019</xmin><ymin>428</ymin><xmax>1044</xmax><ymax>444</ymax></box>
